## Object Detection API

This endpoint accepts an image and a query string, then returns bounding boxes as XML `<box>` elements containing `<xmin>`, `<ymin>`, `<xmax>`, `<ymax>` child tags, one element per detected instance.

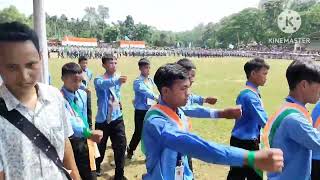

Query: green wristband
<box><xmin>83</xmin><ymin>128</ymin><xmax>93</xmax><ymax>138</ymax></box>
<box><xmin>248</xmin><ymin>151</ymin><xmax>255</xmax><ymax>168</ymax></box>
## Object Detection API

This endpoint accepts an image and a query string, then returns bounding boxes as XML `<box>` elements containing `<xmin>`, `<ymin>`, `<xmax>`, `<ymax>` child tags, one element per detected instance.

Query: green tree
<box><xmin>0</xmin><ymin>5</ymin><xmax>28</xmax><ymax>24</ymax></box>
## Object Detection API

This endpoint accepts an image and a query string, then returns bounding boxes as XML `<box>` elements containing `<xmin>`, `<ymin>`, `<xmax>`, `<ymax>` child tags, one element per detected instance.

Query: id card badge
<box><xmin>175</xmin><ymin>165</ymin><xmax>184</xmax><ymax>180</ymax></box>
<box><xmin>147</xmin><ymin>98</ymin><xmax>156</xmax><ymax>106</ymax></box>
<box><xmin>109</xmin><ymin>87</ymin><xmax>119</xmax><ymax>102</ymax></box>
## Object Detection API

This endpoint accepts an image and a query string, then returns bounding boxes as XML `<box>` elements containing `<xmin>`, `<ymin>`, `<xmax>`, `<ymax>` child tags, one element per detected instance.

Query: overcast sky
<box><xmin>0</xmin><ymin>0</ymin><xmax>260</xmax><ymax>32</ymax></box>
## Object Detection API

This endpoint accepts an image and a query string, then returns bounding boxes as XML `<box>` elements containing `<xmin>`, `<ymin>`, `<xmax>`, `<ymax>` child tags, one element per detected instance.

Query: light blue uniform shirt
<box><xmin>142</xmin><ymin>100</ymin><xmax>246</xmax><ymax>180</ymax></box>
<box><xmin>61</xmin><ymin>87</ymin><xmax>88</xmax><ymax>138</ymax></box>
<box><xmin>311</xmin><ymin>101</ymin><xmax>320</xmax><ymax>160</ymax></box>
<box><xmin>232</xmin><ymin>81</ymin><xmax>268</xmax><ymax>140</ymax></box>
<box><xmin>80</xmin><ymin>68</ymin><xmax>93</xmax><ymax>90</ymax></box>
<box><xmin>268</xmin><ymin>96</ymin><xmax>320</xmax><ymax>180</ymax></box>
<box><xmin>133</xmin><ymin>75</ymin><xmax>157</xmax><ymax>110</ymax></box>
<box><xmin>94</xmin><ymin>73</ymin><xmax>123</xmax><ymax>123</ymax></box>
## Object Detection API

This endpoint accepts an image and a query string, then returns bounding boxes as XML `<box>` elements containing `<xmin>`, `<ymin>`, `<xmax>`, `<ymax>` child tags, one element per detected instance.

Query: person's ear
<box><xmin>162</xmin><ymin>87</ymin><xmax>170</xmax><ymax>96</ymax></box>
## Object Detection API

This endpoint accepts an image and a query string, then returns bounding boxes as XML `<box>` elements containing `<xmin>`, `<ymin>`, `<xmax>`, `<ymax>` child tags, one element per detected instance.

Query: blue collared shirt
<box><xmin>80</xmin><ymin>68</ymin><xmax>93</xmax><ymax>89</ymax></box>
<box><xmin>142</xmin><ymin>100</ymin><xmax>246</xmax><ymax>180</ymax></box>
<box><xmin>231</xmin><ymin>81</ymin><xmax>268</xmax><ymax>140</ymax></box>
<box><xmin>311</xmin><ymin>101</ymin><xmax>320</xmax><ymax>160</ymax></box>
<box><xmin>94</xmin><ymin>73</ymin><xmax>123</xmax><ymax>123</ymax></box>
<box><xmin>268</xmin><ymin>96</ymin><xmax>320</xmax><ymax>180</ymax></box>
<box><xmin>133</xmin><ymin>75</ymin><xmax>157</xmax><ymax>110</ymax></box>
<box><xmin>185</xmin><ymin>93</ymin><xmax>204</xmax><ymax>106</ymax></box>
<box><xmin>182</xmin><ymin>93</ymin><xmax>219</xmax><ymax>118</ymax></box>
<box><xmin>61</xmin><ymin>87</ymin><xmax>88</xmax><ymax>138</ymax></box>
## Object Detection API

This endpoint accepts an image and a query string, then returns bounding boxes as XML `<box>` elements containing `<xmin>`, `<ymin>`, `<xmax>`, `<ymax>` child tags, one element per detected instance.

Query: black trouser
<box><xmin>95</xmin><ymin>117</ymin><xmax>127</xmax><ymax>180</ymax></box>
<box><xmin>188</xmin><ymin>156</ymin><xmax>193</xmax><ymax>172</ymax></box>
<box><xmin>227</xmin><ymin>136</ymin><xmax>262</xmax><ymax>180</ymax></box>
<box><xmin>69</xmin><ymin>136</ymin><xmax>97</xmax><ymax>180</ymax></box>
<box><xmin>128</xmin><ymin>110</ymin><xmax>147</xmax><ymax>153</ymax></box>
<box><xmin>312</xmin><ymin>159</ymin><xmax>320</xmax><ymax>180</ymax></box>
<box><xmin>85</xmin><ymin>89</ymin><xmax>93</xmax><ymax>128</ymax></box>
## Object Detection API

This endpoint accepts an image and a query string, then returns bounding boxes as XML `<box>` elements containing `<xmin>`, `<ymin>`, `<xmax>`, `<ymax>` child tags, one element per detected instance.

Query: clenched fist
<box><xmin>252</xmin><ymin>148</ymin><xmax>284</xmax><ymax>172</ymax></box>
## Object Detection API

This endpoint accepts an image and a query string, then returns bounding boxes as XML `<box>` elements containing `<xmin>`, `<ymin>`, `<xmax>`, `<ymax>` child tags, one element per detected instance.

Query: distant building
<box><xmin>116</xmin><ymin>40</ymin><xmax>146</xmax><ymax>48</ymax></box>
<box><xmin>61</xmin><ymin>36</ymin><xmax>98</xmax><ymax>47</ymax></box>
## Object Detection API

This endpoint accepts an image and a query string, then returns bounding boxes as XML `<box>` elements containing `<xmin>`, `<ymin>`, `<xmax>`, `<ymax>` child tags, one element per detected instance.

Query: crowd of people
<box><xmin>3</xmin><ymin>21</ymin><xmax>320</xmax><ymax>180</ymax></box>
<box><xmin>48</xmin><ymin>45</ymin><xmax>320</xmax><ymax>61</ymax></box>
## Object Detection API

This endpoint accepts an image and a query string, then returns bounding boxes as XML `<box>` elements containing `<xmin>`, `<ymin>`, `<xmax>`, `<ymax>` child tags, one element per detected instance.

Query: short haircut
<box><xmin>62</xmin><ymin>62</ymin><xmax>82</xmax><ymax>77</ymax></box>
<box><xmin>102</xmin><ymin>54</ymin><xmax>116</xmax><ymax>64</ymax></box>
<box><xmin>286</xmin><ymin>59</ymin><xmax>320</xmax><ymax>91</ymax></box>
<box><xmin>154</xmin><ymin>63</ymin><xmax>189</xmax><ymax>93</ymax></box>
<box><xmin>176</xmin><ymin>58</ymin><xmax>196</xmax><ymax>71</ymax></box>
<box><xmin>78</xmin><ymin>56</ymin><xmax>88</xmax><ymax>63</ymax></box>
<box><xmin>0</xmin><ymin>21</ymin><xmax>40</xmax><ymax>54</ymax></box>
<box><xmin>138</xmin><ymin>58</ymin><xmax>150</xmax><ymax>67</ymax></box>
<box><xmin>244</xmin><ymin>57</ymin><xmax>270</xmax><ymax>79</ymax></box>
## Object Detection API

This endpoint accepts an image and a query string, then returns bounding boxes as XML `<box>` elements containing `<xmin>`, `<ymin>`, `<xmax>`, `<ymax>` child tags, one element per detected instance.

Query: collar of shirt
<box><xmin>139</xmin><ymin>74</ymin><xmax>149</xmax><ymax>80</ymax></box>
<box><xmin>61</xmin><ymin>86</ymin><xmax>77</xmax><ymax>102</ymax></box>
<box><xmin>246</xmin><ymin>81</ymin><xmax>260</xmax><ymax>93</ymax></box>
<box><xmin>0</xmin><ymin>83</ymin><xmax>51</xmax><ymax>111</ymax></box>
<box><xmin>158</xmin><ymin>97</ymin><xmax>182</xmax><ymax>118</ymax></box>
<box><xmin>104</xmin><ymin>72</ymin><xmax>115</xmax><ymax>79</ymax></box>
<box><xmin>285</xmin><ymin>96</ymin><xmax>306</xmax><ymax>109</ymax></box>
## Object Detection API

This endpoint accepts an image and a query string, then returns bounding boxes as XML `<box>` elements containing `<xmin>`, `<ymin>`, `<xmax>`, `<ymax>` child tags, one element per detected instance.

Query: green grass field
<box><xmin>49</xmin><ymin>57</ymin><xmax>311</xmax><ymax>180</ymax></box>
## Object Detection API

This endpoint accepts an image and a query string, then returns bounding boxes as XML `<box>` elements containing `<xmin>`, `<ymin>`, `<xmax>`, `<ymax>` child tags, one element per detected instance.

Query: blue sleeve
<box><xmin>145</xmin><ymin>117</ymin><xmax>246</xmax><ymax>166</ymax></box>
<box><xmin>181</xmin><ymin>105</ymin><xmax>218</xmax><ymax>118</ymax></box>
<box><xmin>80</xmin><ymin>90</ymin><xmax>88</xmax><ymax>121</ymax></box>
<box><xmin>285</xmin><ymin>113</ymin><xmax>320</xmax><ymax>150</ymax></box>
<box><xmin>94</xmin><ymin>76</ymin><xmax>120</xmax><ymax>90</ymax></box>
<box><xmin>245</xmin><ymin>94</ymin><xmax>268</xmax><ymax>127</ymax></box>
<box><xmin>88</xmin><ymin>70</ymin><xmax>93</xmax><ymax>81</ymax></box>
<box><xmin>190</xmin><ymin>94</ymin><xmax>204</xmax><ymax>105</ymax></box>
<box><xmin>312</xmin><ymin>102</ymin><xmax>320</xmax><ymax>125</ymax></box>
<box><xmin>65</xmin><ymin>104</ymin><xmax>84</xmax><ymax>137</ymax></box>
<box><xmin>133</xmin><ymin>79</ymin><xmax>157</xmax><ymax>100</ymax></box>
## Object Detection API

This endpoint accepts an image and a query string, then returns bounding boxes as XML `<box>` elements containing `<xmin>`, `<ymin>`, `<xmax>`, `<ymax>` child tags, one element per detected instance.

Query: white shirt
<box><xmin>0</xmin><ymin>83</ymin><xmax>73</xmax><ymax>180</ymax></box>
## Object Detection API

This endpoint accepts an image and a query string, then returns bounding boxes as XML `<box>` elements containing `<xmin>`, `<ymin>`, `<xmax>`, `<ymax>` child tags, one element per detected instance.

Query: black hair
<box><xmin>138</xmin><ymin>58</ymin><xmax>150</xmax><ymax>67</ymax></box>
<box><xmin>0</xmin><ymin>21</ymin><xmax>40</xmax><ymax>54</ymax></box>
<box><xmin>154</xmin><ymin>63</ymin><xmax>189</xmax><ymax>94</ymax></box>
<box><xmin>62</xmin><ymin>62</ymin><xmax>82</xmax><ymax>77</ymax></box>
<box><xmin>244</xmin><ymin>57</ymin><xmax>270</xmax><ymax>79</ymax></box>
<box><xmin>286</xmin><ymin>59</ymin><xmax>320</xmax><ymax>91</ymax></box>
<box><xmin>102</xmin><ymin>54</ymin><xmax>116</xmax><ymax>64</ymax></box>
<box><xmin>176</xmin><ymin>58</ymin><xmax>196</xmax><ymax>71</ymax></box>
<box><xmin>78</xmin><ymin>56</ymin><xmax>88</xmax><ymax>63</ymax></box>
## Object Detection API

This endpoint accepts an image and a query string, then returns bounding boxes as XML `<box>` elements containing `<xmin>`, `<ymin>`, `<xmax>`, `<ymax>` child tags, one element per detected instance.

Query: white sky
<box><xmin>0</xmin><ymin>0</ymin><xmax>259</xmax><ymax>32</ymax></box>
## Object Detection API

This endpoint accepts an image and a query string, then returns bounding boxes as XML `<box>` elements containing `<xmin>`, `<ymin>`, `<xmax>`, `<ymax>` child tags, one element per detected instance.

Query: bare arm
<box><xmin>0</xmin><ymin>171</ymin><xmax>4</xmax><ymax>180</ymax></box>
<box><xmin>63</xmin><ymin>138</ymin><xmax>81</xmax><ymax>180</ymax></box>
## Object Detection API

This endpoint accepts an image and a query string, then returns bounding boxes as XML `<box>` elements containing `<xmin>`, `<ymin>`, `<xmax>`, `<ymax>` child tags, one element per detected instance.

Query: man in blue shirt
<box><xmin>94</xmin><ymin>55</ymin><xmax>127</xmax><ymax>179</ymax></box>
<box><xmin>127</xmin><ymin>58</ymin><xmax>158</xmax><ymax>160</ymax></box>
<box><xmin>177</xmin><ymin>58</ymin><xmax>220</xmax><ymax>173</ymax></box>
<box><xmin>79</xmin><ymin>56</ymin><xmax>93</xmax><ymax>89</ymax></box>
<box><xmin>312</xmin><ymin>101</ymin><xmax>320</xmax><ymax>180</ymax></box>
<box><xmin>177</xmin><ymin>58</ymin><xmax>217</xmax><ymax>106</ymax></box>
<box><xmin>79</xmin><ymin>56</ymin><xmax>94</xmax><ymax>128</ymax></box>
<box><xmin>263</xmin><ymin>59</ymin><xmax>320</xmax><ymax>180</ymax></box>
<box><xmin>61</xmin><ymin>62</ymin><xmax>103</xmax><ymax>180</ymax></box>
<box><xmin>142</xmin><ymin>63</ymin><xmax>284</xmax><ymax>180</ymax></box>
<box><xmin>228</xmin><ymin>57</ymin><xmax>269</xmax><ymax>180</ymax></box>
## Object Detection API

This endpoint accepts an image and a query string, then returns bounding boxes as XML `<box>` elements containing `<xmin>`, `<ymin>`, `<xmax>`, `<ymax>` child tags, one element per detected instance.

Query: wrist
<box><xmin>247</xmin><ymin>151</ymin><xmax>255</xmax><ymax>168</ymax></box>
<box><xmin>83</xmin><ymin>128</ymin><xmax>93</xmax><ymax>138</ymax></box>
